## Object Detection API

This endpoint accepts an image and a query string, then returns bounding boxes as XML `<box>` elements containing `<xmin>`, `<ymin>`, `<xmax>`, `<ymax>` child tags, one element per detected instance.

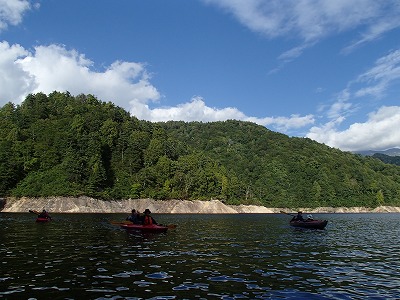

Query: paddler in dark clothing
<box><xmin>126</xmin><ymin>209</ymin><xmax>141</xmax><ymax>224</ymax></box>
<box><xmin>292</xmin><ymin>211</ymin><xmax>304</xmax><ymax>221</ymax></box>
<box><xmin>38</xmin><ymin>209</ymin><xmax>52</xmax><ymax>220</ymax></box>
<box><xmin>142</xmin><ymin>208</ymin><xmax>158</xmax><ymax>225</ymax></box>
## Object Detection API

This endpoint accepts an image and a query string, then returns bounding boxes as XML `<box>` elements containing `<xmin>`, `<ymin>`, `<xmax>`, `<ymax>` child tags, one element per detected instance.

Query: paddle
<box><xmin>30</xmin><ymin>209</ymin><xmax>52</xmax><ymax>220</ymax></box>
<box><xmin>280</xmin><ymin>210</ymin><xmax>296</xmax><ymax>217</ymax></box>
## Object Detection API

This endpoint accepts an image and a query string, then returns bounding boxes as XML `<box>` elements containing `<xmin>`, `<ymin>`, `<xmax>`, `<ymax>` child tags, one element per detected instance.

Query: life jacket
<box><xmin>143</xmin><ymin>215</ymin><xmax>153</xmax><ymax>225</ymax></box>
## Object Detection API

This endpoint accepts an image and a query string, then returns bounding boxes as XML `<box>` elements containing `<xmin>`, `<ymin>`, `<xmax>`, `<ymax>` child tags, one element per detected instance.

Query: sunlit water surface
<box><xmin>1</xmin><ymin>213</ymin><xmax>399</xmax><ymax>299</ymax></box>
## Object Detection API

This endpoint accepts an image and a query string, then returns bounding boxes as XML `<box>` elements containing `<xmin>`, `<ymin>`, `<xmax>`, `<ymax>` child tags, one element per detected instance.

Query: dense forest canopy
<box><xmin>372</xmin><ymin>153</ymin><xmax>400</xmax><ymax>166</ymax></box>
<box><xmin>1</xmin><ymin>92</ymin><xmax>400</xmax><ymax>208</ymax></box>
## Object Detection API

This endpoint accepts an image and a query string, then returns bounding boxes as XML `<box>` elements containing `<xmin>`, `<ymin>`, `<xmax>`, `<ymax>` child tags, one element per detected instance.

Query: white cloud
<box><xmin>354</xmin><ymin>49</ymin><xmax>400</xmax><ymax>98</ymax></box>
<box><xmin>307</xmin><ymin>106</ymin><xmax>400</xmax><ymax>151</ymax></box>
<box><xmin>314</xmin><ymin>47</ymin><xmax>400</xmax><ymax>119</ymax></box>
<box><xmin>326</xmin><ymin>100</ymin><xmax>353</xmax><ymax>120</ymax></box>
<box><xmin>342</xmin><ymin>17</ymin><xmax>400</xmax><ymax>54</ymax></box>
<box><xmin>131</xmin><ymin>96</ymin><xmax>315</xmax><ymax>131</ymax></box>
<box><xmin>22</xmin><ymin>45</ymin><xmax>161</xmax><ymax>108</ymax></box>
<box><xmin>308</xmin><ymin>48</ymin><xmax>400</xmax><ymax>151</ymax></box>
<box><xmin>278</xmin><ymin>43</ymin><xmax>313</xmax><ymax>62</ymax></box>
<box><xmin>246</xmin><ymin>114</ymin><xmax>314</xmax><ymax>131</ymax></box>
<box><xmin>131</xmin><ymin>96</ymin><xmax>244</xmax><ymax>122</ymax></box>
<box><xmin>0</xmin><ymin>42</ymin><xmax>160</xmax><ymax>109</ymax></box>
<box><xmin>0</xmin><ymin>41</ymin><xmax>34</xmax><ymax>102</ymax></box>
<box><xmin>0</xmin><ymin>0</ymin><xmax>31</xmax><ymax>32</ymax></box>
<box><xmin>203</xmin><ymin>0</ymin><xmax>400</xmax><ymax>60</ymax></box>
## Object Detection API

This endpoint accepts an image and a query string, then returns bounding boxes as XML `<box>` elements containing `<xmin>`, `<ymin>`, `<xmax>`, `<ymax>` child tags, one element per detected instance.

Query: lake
<box><xmin>0</xmin><ymin>213</ymin><xmax>399</xmax><ymax>299</ymax></box>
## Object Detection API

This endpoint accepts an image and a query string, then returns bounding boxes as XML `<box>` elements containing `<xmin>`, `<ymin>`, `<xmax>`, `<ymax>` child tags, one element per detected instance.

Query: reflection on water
<box><xmin>0</xmin><ymin>213</ymin><xmax>399</xmax><ymax>299</ymax></box>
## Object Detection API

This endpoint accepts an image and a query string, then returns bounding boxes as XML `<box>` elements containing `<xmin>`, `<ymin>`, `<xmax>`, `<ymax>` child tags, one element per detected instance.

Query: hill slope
<box><xmin>159</xmin><ymin>121</ymin><xmax>400</xmax><ymax>207</ymax></box>
<box><xmin>1</xmin><ymin>92</ymin><xmax>400</xmax><ymax>208</ymax></box>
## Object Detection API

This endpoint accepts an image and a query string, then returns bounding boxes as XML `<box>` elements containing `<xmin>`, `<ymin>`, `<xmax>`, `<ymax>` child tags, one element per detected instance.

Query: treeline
<box><xmin>1</xmin><ymin>92</ymin><xmax>400</xmax><ymax>208</ymax></box>
<box><xmin>372</xmin><ymin>153</ymin><xmax>400</xmax><ymax>166</ymax></box>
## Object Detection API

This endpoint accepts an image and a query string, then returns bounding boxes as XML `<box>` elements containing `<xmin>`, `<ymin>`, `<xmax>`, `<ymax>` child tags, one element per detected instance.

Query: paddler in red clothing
<box><xmin>142</xmin><ymin>208</ymin><xmax>158</xmax><ymax>225</ymax></box>
<box><xmin>38</xmin><ymin>209</ymin><xmax>52</xmax><ymax>220</ymax></box>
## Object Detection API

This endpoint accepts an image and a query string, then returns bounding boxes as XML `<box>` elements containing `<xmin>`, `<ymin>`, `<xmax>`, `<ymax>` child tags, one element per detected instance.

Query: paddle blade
<box><xmin>29</xmin><ymin>210</ymin><xmax>40</xmax><ymax>215</ymax></box>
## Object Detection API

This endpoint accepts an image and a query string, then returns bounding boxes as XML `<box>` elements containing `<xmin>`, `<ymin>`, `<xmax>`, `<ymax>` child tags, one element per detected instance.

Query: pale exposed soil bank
<box><xmin>1</xmin><ymin>196</ymin><xmax>399</xmax><ymax>213</ymax></box>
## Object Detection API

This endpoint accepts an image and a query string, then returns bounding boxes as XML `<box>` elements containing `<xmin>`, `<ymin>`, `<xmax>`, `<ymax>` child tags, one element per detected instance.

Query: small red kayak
<box><xmin>120</xmin><ymin>224</ymin><xmax>168</xmax><ymax>233</ymax></box>
<box><xmin>290</xmin><ymin>220</ymin><xmax>328</xmax><ymax>230</ymax></box>
<box><xmin>36</xmin><ymin>217</ymin><xmax>51</xmax><ymax>223</ymax></box>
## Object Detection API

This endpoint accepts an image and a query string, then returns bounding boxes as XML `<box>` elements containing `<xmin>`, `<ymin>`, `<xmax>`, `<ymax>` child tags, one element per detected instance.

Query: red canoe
<box><xmin>36</xmin><ymin>217</ymin><xmax>51</xmax><ymax>223</ymax></box>
<box><xmin>120</xmin><ymin>224</ymin><xmax>168</xmax><ymax>233</ymax></box>
<box><xmin>289</xmin><ymin>220</ymin><xmax>328</xmax><ymax>230</ymax></box>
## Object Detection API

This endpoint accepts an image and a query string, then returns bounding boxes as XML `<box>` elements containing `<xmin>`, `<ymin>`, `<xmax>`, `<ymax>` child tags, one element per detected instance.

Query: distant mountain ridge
<box><xmin>354</xmin><ymin>148</ymin><xmax>400</xmax><ymax>157</ymax></box>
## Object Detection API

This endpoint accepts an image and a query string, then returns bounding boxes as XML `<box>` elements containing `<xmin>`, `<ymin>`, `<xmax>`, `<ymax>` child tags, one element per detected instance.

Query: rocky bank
<box><xmin>1</xmin><ymin>196</ymin><xmax>400</xmax><ymax>213</ymax></box>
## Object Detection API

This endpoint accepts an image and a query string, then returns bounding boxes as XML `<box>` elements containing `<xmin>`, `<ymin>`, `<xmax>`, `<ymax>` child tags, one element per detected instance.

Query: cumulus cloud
<box><xmin>0</xmin><ymin>41</ymin><xmax>34</xmax><ymax>102</ymax></box>
<box><xmin>307</xmin><ymin>106</ymin><xmax>400</xmax><ymax>151</ymax></box>
<box><xmin>131</xmin><ymin>96</ymin><xmax>315</xmax><ymax>132</ymax></box>
<box><xmin>246</xmin><ymin>114</ymin><xmax>315</xmax><ymax>132</ymax></box>
<box><xmin>0</xmin><ymin>42</ymin><xmax>161</xmax><ymax>109</ymax></box>
<box><xmin>131</xmin><ymin>96</ymin><xmax>245</xmax><ymax>122</ymax></box>
<box><xmin>0</xmin><ymin>0</ymin><xmax>31</xmax><ymax>32</ymax></box>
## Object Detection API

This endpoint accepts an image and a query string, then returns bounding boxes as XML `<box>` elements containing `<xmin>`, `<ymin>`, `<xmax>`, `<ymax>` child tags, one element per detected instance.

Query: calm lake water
<box><xmin>0</xmin><ymin>213</ymin><xmax>399</xmax><ymax>299</ymax></box>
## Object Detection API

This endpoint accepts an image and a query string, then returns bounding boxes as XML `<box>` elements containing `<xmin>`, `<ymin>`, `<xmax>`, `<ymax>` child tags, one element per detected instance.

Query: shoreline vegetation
<box><xmin>1</xmin><ymin>196</ymin><xmax>400</xmax><ymax>214</ymax></box>
<box><xmin>2</xmin><ymin>92</ymin><xmax>400</xmax><ymax>209</ymax></box>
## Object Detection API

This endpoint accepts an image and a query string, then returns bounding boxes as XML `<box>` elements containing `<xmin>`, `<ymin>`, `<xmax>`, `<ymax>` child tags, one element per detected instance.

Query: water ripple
<box><xmin>1</xmin><ymin>213</ymin><xmax>399</xmax><ymax>299</ymax></box>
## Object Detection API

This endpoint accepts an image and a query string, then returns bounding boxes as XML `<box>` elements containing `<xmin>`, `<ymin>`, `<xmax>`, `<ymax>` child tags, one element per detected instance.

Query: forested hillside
<box><xmin>1</xmin><ymin>92</ymin><xmax>400</xmax><ymax>208</ymax></box>
<box><xmin>372</xmin><ymin>153</ymin><xmax>400</xmax><ymax>166</ymax></box>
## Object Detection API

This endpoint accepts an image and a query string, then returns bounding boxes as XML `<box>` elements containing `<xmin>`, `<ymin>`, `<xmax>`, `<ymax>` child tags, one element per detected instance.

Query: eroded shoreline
<box><xmin>1</xmin><ymin>196</ymin><xmax>399</xmax><ymax>213</ymax></box>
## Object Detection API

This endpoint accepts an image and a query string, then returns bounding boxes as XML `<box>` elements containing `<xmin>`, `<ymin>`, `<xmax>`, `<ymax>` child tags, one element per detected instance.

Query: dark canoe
<box><xmin>36</xmin><ymin>217</ymin><xmax>50</xmax><ymax>223</ymax></box>
<box><xmin>289</xmin><ymin>220</ymin><xmax>328</xmax><ymax>230</ymax></box>
<box><xmin>120</xmin><ymin>224</ymin><xmax>168</xmax><ymax>233</ymax></box>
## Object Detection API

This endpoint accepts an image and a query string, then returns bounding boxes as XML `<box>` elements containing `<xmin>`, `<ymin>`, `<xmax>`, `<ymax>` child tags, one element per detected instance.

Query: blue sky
<box><xmin>1</xmin><ymin>0</ymin><xmax>400</xmax><ymax>151</ymax></box>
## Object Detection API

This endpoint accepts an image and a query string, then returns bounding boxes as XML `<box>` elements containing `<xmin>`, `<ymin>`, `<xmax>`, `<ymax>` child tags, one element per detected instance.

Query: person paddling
<box><xmin>126</xmin><ymin>209</ymin><xmax>141</xmax><ymax>224</ymax></box>
<box><xmin>142</xmin><ymin>209</ymin><xmax>158</xmax><ymax>225</ymax></box>
<box><xmin>306</xmin><ymin>214</ymin><xmax>314</xmax><ymax>221</ymax></box>
<box><xmin>291</xmin><ymin>211</ymin><xmax>304</xmax><ymax>222</ymax></box>
<box><xmin>38</xmin><ymin>209</ymin><xmax>52</xmax><ymax>220</ymax></box>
